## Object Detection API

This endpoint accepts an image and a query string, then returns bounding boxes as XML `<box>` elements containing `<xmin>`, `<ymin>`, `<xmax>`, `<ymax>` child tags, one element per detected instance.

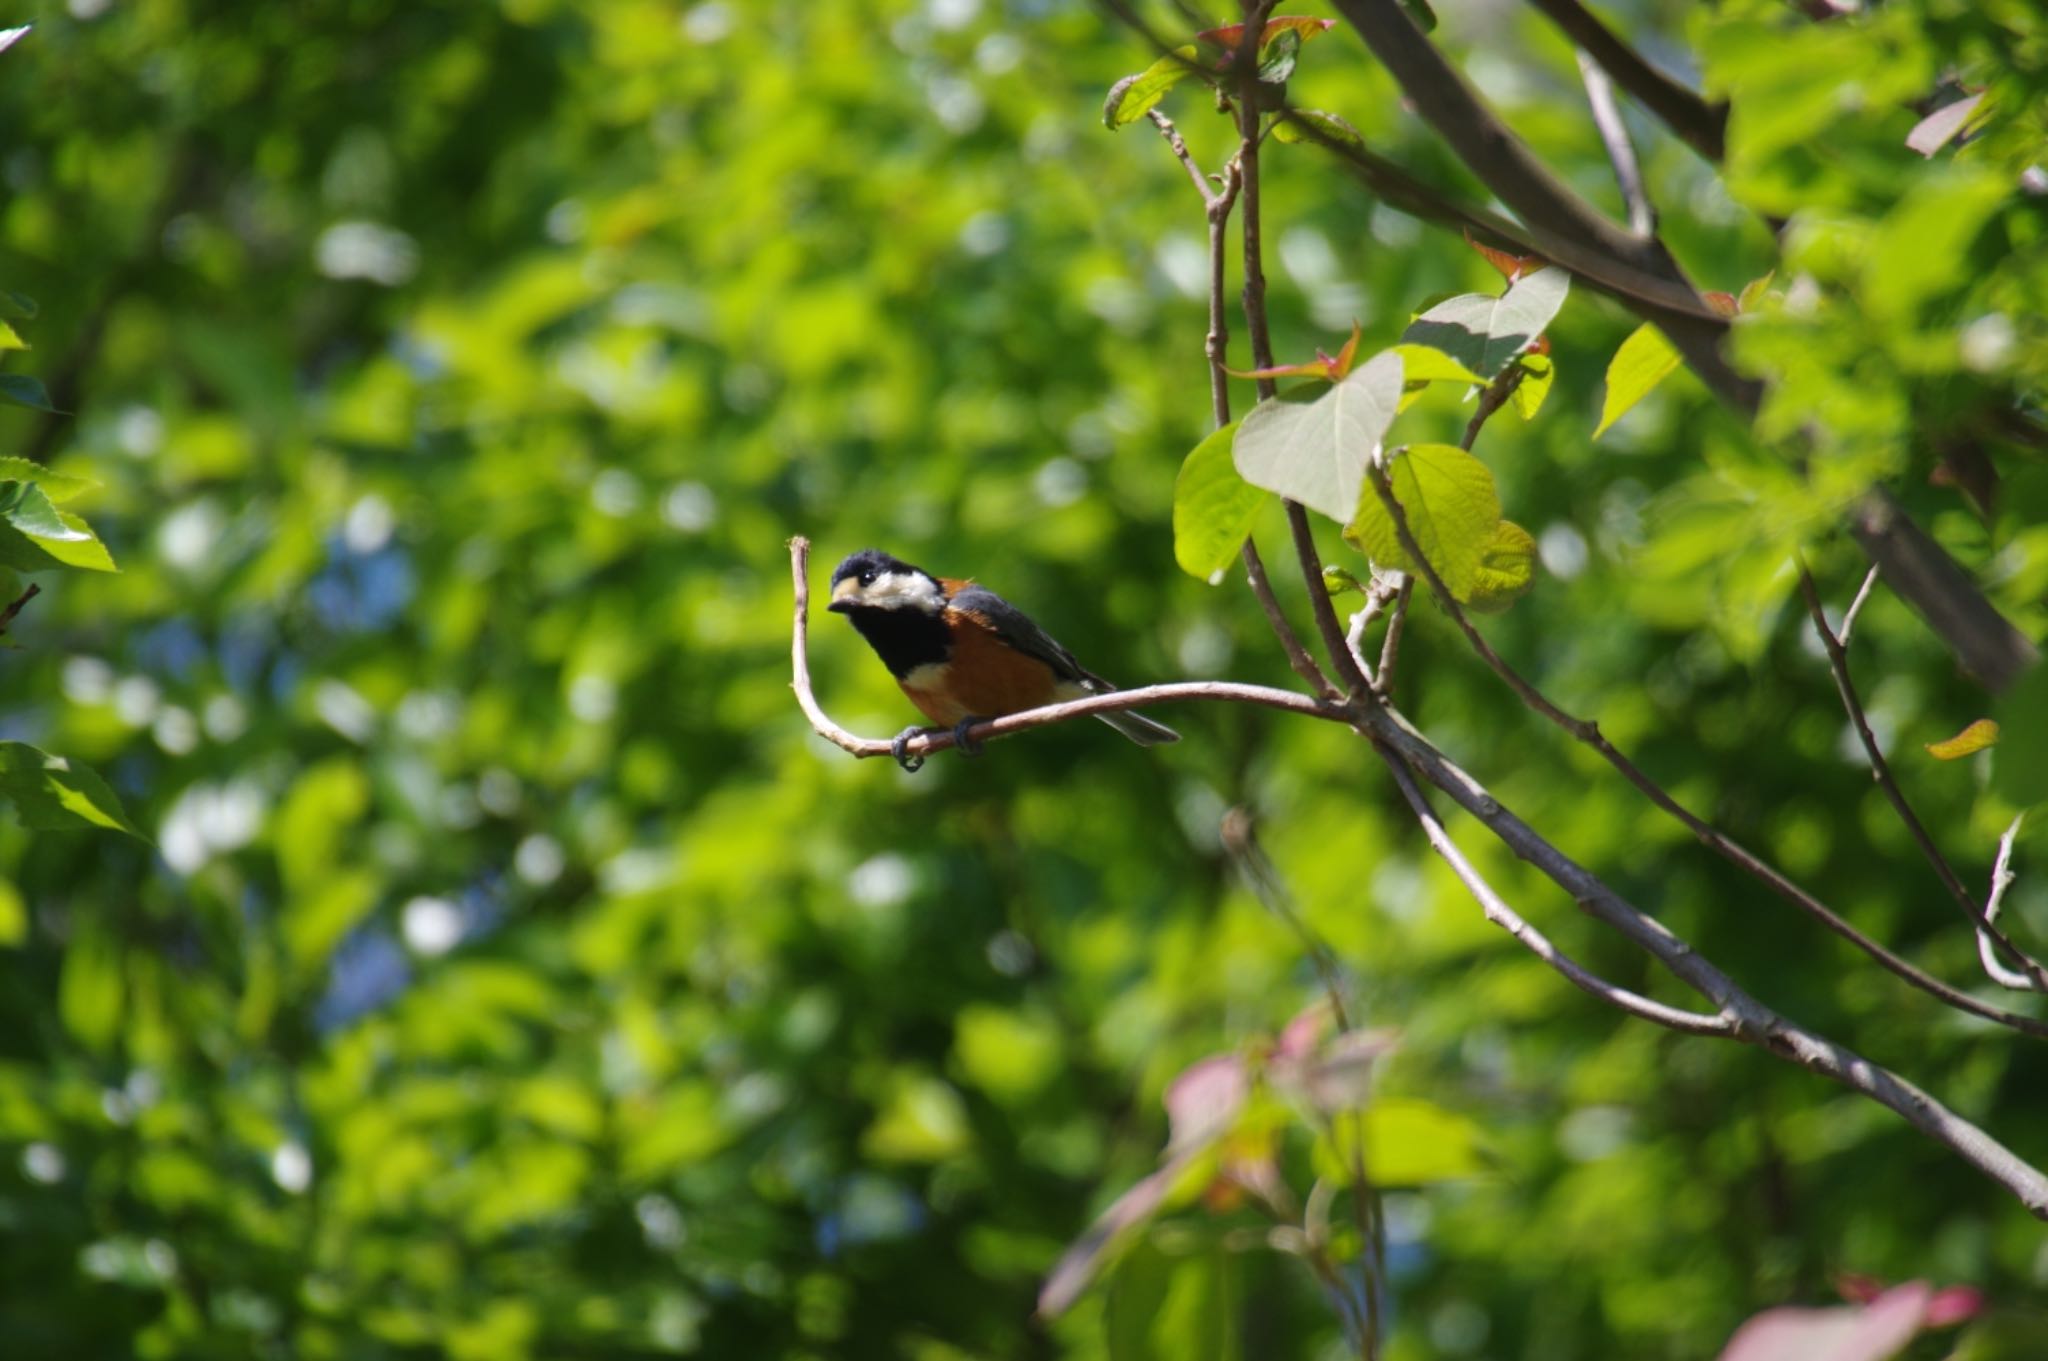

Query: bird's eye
<box><xmin>859</xmin><ymin>570</ymin><xmax>876</xmax><ymax>586</ymax></box>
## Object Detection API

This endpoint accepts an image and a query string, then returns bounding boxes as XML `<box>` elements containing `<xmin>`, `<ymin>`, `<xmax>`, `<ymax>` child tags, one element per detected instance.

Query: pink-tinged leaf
<box><xmin>1227</xmin><ymin>322</ymin><xmax>1362</xmax><ymax>383</ymax></box>
<box><xmin>1717</xmin><ymin>1282</ymin><xmax>1932</xmax><ymax>1361</ymax></box>
<box><xmin>0</xmin><ymin>25</ymin><xmax>28</xmax><ymax>57</ymax></box>
<box><xmin>1295</xmin><ymin>1027</ymin><xmax>1399</xmax><ymax>1113</ymax></box>
<box><xmin>1703</xmin><ymin>291</ymin><xmax>1740</xmax><ymax>318</ymax></box>
<box><xmin>1197</xmin><ymin>16</ymin><xmax>1337</xmax><ymax>61</ymax></box>
<box><xmin>1906</xmin><ymin>91</ymin><xmax>1987</xmax><ymax>157</ymax></box>
<box><xmin>1924</xmin><ymin>1286</ymin><xmax>1983</xmax><ymax>1328</ymax></box>
<box><xmin>1464</xmin><ymin>229</ymin><xmax>1544</xmax><ymax>282</ymax></box>
<box><xmin>1274</xmin><ymin>1000</ymin><xmax>1337</xmax><ymax>1062</ymax></box>
<box><xmin>1925</xmin><ymin>718</ymin><xmax>1998</xmax><ymax>760</ymax></box>
<box><xmin>1037</xmin><ymin>1161</ymin><xmax>1178</xmax><ymax>1318</ymax></box>
<box><xmin>1165</xmin><ymin>1054</ymin><xmax>1248</xmax><ymax>1150</ymax></box>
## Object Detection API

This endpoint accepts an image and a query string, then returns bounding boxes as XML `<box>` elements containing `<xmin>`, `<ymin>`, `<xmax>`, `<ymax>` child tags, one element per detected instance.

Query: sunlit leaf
<box><xmin>1272</xmin><ymin>108</ymin><xmax>1363</xmax><ymax>147</ymax></box>
<box><xmin>1195</xmin><ymin>16</ymin><xmax>1337</xmax><ymax>59</ymax></box>
<box><xmin>1511</xmin><ymin>352</ymin><xmax>1553</xmax><ymax>419</ymax></box>
<box><xmin>1464</xmin><ymin>230</ymin><xmax>1543</xmax><ymax>282</ymax></box>
<box><xmin>0</xmin><ymin>742</ymin><xmax>146</xmax><ymax>837</ymax></box>
<box><xmin>1925</xmin><ymin>718</ymin><xmax>1997</xmax><ymax>760</ymax></box>
<box><xmin>1233</xmin><ymin>349</ymin><xmax>1403</xmax><ymax>523</ymax></box>
<box><xmin>1401</xmin><ymin>266</ymin><xmax>1569</xmax><ymax>379</ymax></box>
<box><xmin>0</xmin><ymin>321</ymin><xmax>25</xmax><ymax>352</ymax></box>
<box><xmin>1905</xmin><ymin>91</ymin><xmax>1986</xmax><ymax>157</ymax></box>
<box><xmin>1738</xmin><ymin>271</ymin><xmax>1775</xmax><ymax>312</ymax></box>
<box><xmin>1465</xmin><ymin>520</ymin><xmax>1538</xmax><ymax>612</ymax></box>
<box><xmin>1103</xmin><ymin>47</ymin><xmax>1206</xmax><ymax>130</ymax></box>
<box><xmin>0</xmin><ymin>456</ymin><xmax>96</xmax><ymax>502</ymax></box>
<box><xmin>1344</xmin><ymin>442</ymin><xmax>1502</xmax><ymax>602</ymax></box>
<box><xmin>1313</xmin><ymin>1097</ymin><xmax>1488</xmax><ymax>1186</ymax></box>
<box><xmin>1595</xmin><ymin>322</ymin><xmax>1683</xmax><ymax>437</ymax></box>
<box><xmin>1173</xmin><ymin>421</ymin><xmax>1270</xmax><ymax>582</ymax></box>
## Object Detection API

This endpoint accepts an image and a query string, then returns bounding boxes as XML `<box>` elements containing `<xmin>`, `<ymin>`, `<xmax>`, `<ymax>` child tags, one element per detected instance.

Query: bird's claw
<box><xmin>891</xmin><ymin>727</ymin><xmax>928</xmax><ymax>773</ymax></box>
<box><xmin>952</xmin><ymin>717</ymin><xmax>986</xmax><ymax>758</ymax></box>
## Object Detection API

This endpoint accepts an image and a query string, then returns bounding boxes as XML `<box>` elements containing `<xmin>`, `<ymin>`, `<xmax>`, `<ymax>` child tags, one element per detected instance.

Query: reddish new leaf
<box><xmin>1227</xmin><ymin>321</ymin><xmax>1363</xmax><ymax>383</ymax></box>
<box><xmin>1464</xmin><ymin>229</ymin><xmax>1544</xmax><ymax>282</ymax></box>
<box><xmin>1197</xmin><ymin>16</ymin><xmax>1337</xmax><ymax>61</ymax></box>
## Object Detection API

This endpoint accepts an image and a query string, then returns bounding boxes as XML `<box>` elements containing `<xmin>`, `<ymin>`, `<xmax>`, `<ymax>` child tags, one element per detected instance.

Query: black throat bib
<box><xmin>842</xmin><ymin>605</ymin><xmax>951</xmax><ymax>679</ymax></box>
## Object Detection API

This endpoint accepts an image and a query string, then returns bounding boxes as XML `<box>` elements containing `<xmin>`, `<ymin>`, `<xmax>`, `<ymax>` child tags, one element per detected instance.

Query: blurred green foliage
<box><xmin>1</xmin><ymin>0</ymin><xmax>2046</xmax><ymax>1358</ymax></box>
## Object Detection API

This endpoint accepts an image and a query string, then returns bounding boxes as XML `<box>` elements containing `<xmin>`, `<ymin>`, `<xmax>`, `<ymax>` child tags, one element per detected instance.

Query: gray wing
<box><xmin>946</xmin><ymin>586</ymin><xmax>1111</xmax><ymax>691</ymax></box>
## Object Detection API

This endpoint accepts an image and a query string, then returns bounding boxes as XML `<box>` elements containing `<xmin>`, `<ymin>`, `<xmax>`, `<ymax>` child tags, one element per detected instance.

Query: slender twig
<box><xmin>0</xmin><ymin>582</ymin><xmax>41</xmax><ymax>634</ymax></box>
<box><xmin>1222</xmin><ymin>807</ymin><xmax>1351</xmax><ymax>1028</ymax></box>
<box><xmin>1363</xmin><ymin>464</ymin><xmax>2048</xmax><ymax>1038</ymax></box>
<box><xmin>1223</xmin><ymin>19</ymin><xmax>1372</xmax><ymax>701</ymax></box>
<box><xmin>1576</xmin><ymin>49</ymin><xmax>1654</xmax><ymax>237</ymax></box>
<box><xmin>1980</xmin><ymin>817</ymin><xmax>2033</xmax><ymax>991</ymax></box>
<box><xmin>1798</xmin><ymin>566</ymin><xmax>2048</xmax><ymax>991</ymax></box>
<box><xmin>1361</xmin><ymin>701</ymin><xmax>2048</xmax><ymax>1218</ymax></box>
<box><xmin>1838</xmin><ymin>564</ymin><xmax>1881</xmax><ymax>648</ymax></box>
<box><xmin>1146</xmin><ymin>109</ymin><xmax>1216</xmax><ymax>206</ymax></box>
<box><xmin>1378</xmin><ymin>749</ymin><xmax>1736</xmax><ymax>1035</ymax></box>
<box><xmin>789</xmin><ymin>537</ymin><xmax>1350</xmax><ymax>761</ymax></box>
<box><xmin>1523</xmin><ymin>0</ymin><xmax>1727</xmax><ymax>163</ymax></box>
<box><xmin>1372</xmin><ymin>578</ymin><xmax>1414</xmax><ymax>698</ymax></box>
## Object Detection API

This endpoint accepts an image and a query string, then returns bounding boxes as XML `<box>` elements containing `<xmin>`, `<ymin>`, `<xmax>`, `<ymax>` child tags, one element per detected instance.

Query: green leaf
<box><xmin>1400</xmin><ymin>267</ymin><xmax>1570</xmax><ymax>379</ymax></box>
<box><xmin>0</xmin><ymin>456</ymin><xmax>97</xmax><ymax>503</ymax></box>
<box><xmin>1272</xmin><ymin>109</ymin><xmax>1363</xmax><ymax>147</ymax></box>
<box><xmin>1391</xmin><ymin>343</ymin><xmax>1484</xmax><ymax>387</ymax></box>
<box><xmin>1103</xmin><ymin>47</ymin><xmax>1206</xmax><ymax>130</ymax></box>
<box><xmin>1173</xmin><ymin>422</ymin><xmax>1269</xmax><ymax>582</ymax></box>
<box><xmin>1466</xmin><ymin>520</ymin><xmax>1538</xmax><ymax>612</ymax></box>
<box><xmin>0</xmin><ymin>291</ymin><xmax>38</xmax><ymax>321</ymax></box>
<box><xmin>0</xmin><ymin>482</ymin><xmax>87</xmax><ymax>541</ymax></box>
<box><xmin>0</xmin><ymin>321</ymin><xmax>25</xmax><ymax>352</ymax></box>
<box><xmin>1232</xmin><ymin>349</ymin><xmax>1404</xmax><ymax>523</ymax></box>
<box><xmin>1925</xmin><ymin>718</ymin><xmax>1997</xmax><ymax>760</ymax></box>
<box><xmin>1863</xmin><ymin>166</ymin><xmax>2010</xmax><ymax>321</ymax></box>
<box><xmin>1255</xmin><ymin>27</ymin><xmax>1302</xmax><ymax>84</ymax></box>
<box><xmin>1398</xmin><ymin>0</ymin><xmax>1438</xmax><ymax>31</ymax></box>
<box><xmin>1511</xmin><ymin>352</ymin><xmax>1554</xmax><ymax>419</ymax></box>
<box><xmin>1594</xmin><ymin>323</ymin><xmax>1682</xmax><ymax>437</ymax></box>
<box><xmin>1344</xmin><ymin>442</ymin><xmax>1503</xmax><ymax>602</ymax></box>
<box><xmin>1313</xmin><ymin>1098</ymin><xmax>1487</xmax><ymax>1187</ymax></box>
<box><xmin>0</xmin><ymin>373</ymin><xmax>56</xmax><ymax>412</ymax></box>
<box><xmin>0</xmin><ymin>742</ymin><xmax>147</xmax><ymax>838</ymax></box>
<box><xmin>60</xmin><ymin>922</ymin><xmax>123</xmax><ymax>1054</ymax></box>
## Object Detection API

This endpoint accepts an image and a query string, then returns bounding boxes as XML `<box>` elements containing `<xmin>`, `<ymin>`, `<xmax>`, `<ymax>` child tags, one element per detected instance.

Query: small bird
<box><xmin>827</xmin><ymin>548</ymin><xmax>1180</xmax><ymax>769</ymax></box>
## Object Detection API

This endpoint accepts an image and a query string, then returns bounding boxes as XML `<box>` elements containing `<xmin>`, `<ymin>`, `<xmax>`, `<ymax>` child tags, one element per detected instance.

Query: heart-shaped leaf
<box><xmin>1232</xmin><ymin>349</ymin><xmax>1404</xmax><ymax>523</ymax></box>
<box><xmin>1402</xmin><ymin>267</ymin><xmax>1569</xmax><ymax>381</ymax></box>
<box><xmin>1173</xmin><ymin>421</ymin><xmax>1271</xmax><ymax>582</ymax></box>
<box><xmin>1511</xmin><ymin>352</ymin><xmax>1554</xmax><ymax>419</ymax></box>
<box><xmin>1345</xmin><ymin>442</ymin><xmax>1503</xmax><ymax>602</ymax></box>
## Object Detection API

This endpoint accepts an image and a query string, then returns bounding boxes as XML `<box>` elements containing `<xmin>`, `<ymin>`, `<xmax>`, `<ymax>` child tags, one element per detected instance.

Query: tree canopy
<box><xmin>3</xmin><ymin>1</ymin><xmax>2047</xmax><ymax>1358</ymax></box>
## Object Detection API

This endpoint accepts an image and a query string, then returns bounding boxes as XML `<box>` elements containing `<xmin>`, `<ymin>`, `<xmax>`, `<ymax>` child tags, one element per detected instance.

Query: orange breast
<box><xmin>898</xmin><ymin>612</ymin><xmax>1063</xmax><ymax>725</ymax></box>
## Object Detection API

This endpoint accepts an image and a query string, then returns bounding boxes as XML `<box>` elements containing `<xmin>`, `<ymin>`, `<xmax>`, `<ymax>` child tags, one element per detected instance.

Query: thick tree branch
<box><xmin>1525</xmin><ymin>0</ymin><xmax>1728</xmax><ymax>163</ymax></box>
<box><xmin>1379</xmin><ymin>749</ymin><xmax>1737</xmax><ymax>1035</ymax></box>
<box><xmin>789</xmin><ymin>537</ymin><xmax>1348</xmax><ymax>761</ymax></box>
<box><xmin>1798</xmin><ymin>566</ymin><xmax>2048</xmax><ymax>990</ymax></box>
<box><xmin>1364</xmin><ymin>463</ymin><xmax>2048</xmax><ymax>1038</ymax></box>
<box><xmin>1325</xmin><ymin>0</ymin><xmax>2037</xmax><ymax>690</ymax></box>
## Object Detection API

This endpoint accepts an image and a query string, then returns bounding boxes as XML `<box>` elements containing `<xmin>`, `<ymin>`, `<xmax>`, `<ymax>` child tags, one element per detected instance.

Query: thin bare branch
<box><xmin>1146</xmin><ymin>108</ymin><xmax>1217</xmax><ymax>207</ymax></box>
<box><xmin>0</xmin><ymin>582</ymin><xmax>41</xmax><ymax>635</ymax></box>
<box><xmin>1222</xmin><ymin>805</ymin><xmax>1352</xmax><ymax>1029</ymax></box>
<box><xmin>789</xmin><ymin>537</ymin><xmax>1349</xmax><ymax>762</ymax></box>
<box><xmin>1378</xmin><ymin>749</ymin><xmax>1737</xmax><ymax>1036</ymax></box>
<box><xmin>1363</xmin><ymin>464</ymin><xmax>2048</xmax><ymax>1038</ymax></box>
<box><xmin>1576</xmin><ymin>49</ymin><xmax>1654</xmax><ymax>236</ymax></box>
<box><xmin>1798</xmin><ymin>566</ymin><xmax>2048</xmax><ymax>991</ymax></box>
<box><xmin>1980</xmin><ymin>816</ymin><xmax>2034</xmax><ymax>991</ymax></box>
<box><xmin>1524</xmin><ymin>0</ymin><xmax>1728</xmax><ymax>163</ymax></box>
<box><xmin>1838</xmin><ymin>564</ymin><xmax>1881</xmax><ymax>648</ymax></box>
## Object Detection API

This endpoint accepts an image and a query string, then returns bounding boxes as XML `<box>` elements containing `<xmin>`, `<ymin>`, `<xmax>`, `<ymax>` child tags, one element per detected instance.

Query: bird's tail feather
<box><xmin>1093</xmin><ymin>709</ymin><xmax>1180</xmax><ymax>746</ymax></box>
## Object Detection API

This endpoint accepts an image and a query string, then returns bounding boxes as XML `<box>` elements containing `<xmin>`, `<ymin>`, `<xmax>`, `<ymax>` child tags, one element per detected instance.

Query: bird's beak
<box><xmin>826</xmin><ymin>578</ymin><xmax>859</xmax><ymax>613</ymax></box>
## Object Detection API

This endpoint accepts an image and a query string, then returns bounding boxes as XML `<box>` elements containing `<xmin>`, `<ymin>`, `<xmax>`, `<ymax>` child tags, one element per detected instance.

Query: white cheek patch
<box><xmin>863</xmin><ymin>571</ymin><xmax>944</xmax><ymax>611</ymax></box>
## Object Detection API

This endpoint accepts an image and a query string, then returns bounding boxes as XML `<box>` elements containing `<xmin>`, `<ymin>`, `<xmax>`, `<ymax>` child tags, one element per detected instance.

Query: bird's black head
<box><xmin>827</xmin><ymin>548</ymin><xmax>944</xmax><ymax>615</ymax></box>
